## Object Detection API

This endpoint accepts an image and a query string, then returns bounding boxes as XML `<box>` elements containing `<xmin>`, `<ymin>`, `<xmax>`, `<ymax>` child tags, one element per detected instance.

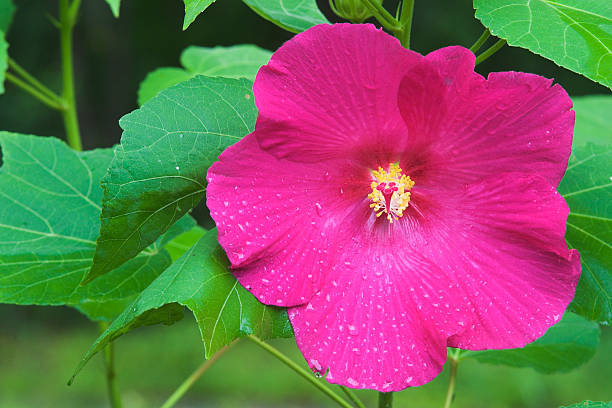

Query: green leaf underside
<box><xmin>474</xmin><ymin>0</ymin><xmax>612</xmax><ymax>90</ymax></box>
<box><xmin>183</xmin><ymin>0</ymin><xmax>216</xmax><ymax>30</ymax></box>
<box><xmin>560</xmin><ymin>142</ymin><xmax>612</xmax><ymax>324</ymax></box>
<box><xmin>242</xmin><ymin>0</ymin><xmax>329</xmax><ymax>33</ymax></box>
<box><xmin>0</xmin><ymin>31</ymin><xmax>7</xmax><ymax>94</ymax></box>
<box><xmin>84</xmin><ymin>75</ymin><xmax>257</xmax><ymax>284</ymax></box>
<box><xmin>560</xmin><ymin>402</ymin><xmax>612</xmax><ymax>408</ymax></box>
<box><xmin>138</xmin><ymin>45</ymin><xmax>272</xmax><ymax>106</ymax></box>
<box><xmin>0</xmin><ymin>0</ymin><xmax>16</xmax><ymax>32</ymax></box>
<box><xmin>104</xmin><ymin>0</ymin><xmax>120</xmax><ymax>17</ymax></box>
<box><xmin>572</xmin><ymin>95</ymin><xmax>612</xmax><ymax>147</ymax></box>
<box><xmin>0</xmin><ymin>133</ymin><xmax>189</xmax><ymax>321</ymax></box>
<box><xmin>72</xmin><ymin>229</ymin><xmax>292</xmax><ymax>384</ymax></box>
<box><xmin>164</xmin><ymin>224</ymin><xmax>206</xmax><ymax>261</ymax></box>
<box><xmin>464</xmin><ymin>313</ymin><xmax>600</xmax><ymax>373</ymax></box>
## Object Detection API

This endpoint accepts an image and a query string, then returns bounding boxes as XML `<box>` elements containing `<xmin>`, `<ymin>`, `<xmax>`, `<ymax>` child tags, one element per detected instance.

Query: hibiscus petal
<box><xmin>438</xmin><ymin>174</ymin><xmax>581</xmax><ymax>349</ymax></box>
<box><xmin>398</xmin><ymin>47</ymin><xmax>574</xmax><ymax>187</ymax></box>
<box><xmin>206</xmin><ymin>133</ymin><xmax>365</xmax><ymax>306</ymax></box>
<box><xmin>289</xmin><ymin>240</ymin><xmax>471</xmax><ymax>391</ymax></box>
<box><xmin>253</xmin><ymin>23</ymin><xmax>421</xmax><ymax>163</ymax></box>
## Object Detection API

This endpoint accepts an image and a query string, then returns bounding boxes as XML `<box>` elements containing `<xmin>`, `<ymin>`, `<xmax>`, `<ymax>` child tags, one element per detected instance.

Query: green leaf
<box><xmin>164</xmin><ymin>224</ymin><xmax>206</xmax><ymax>261</ymax></box>
<box><xmin>0</xmin><ymin>133</ymin><xmax>186</xmax><ymax>321</ymax></box>
<box><xmin>0</xmin><ymin>0</ymin><xmax>15</xmax><ymax>32</ymax></box>
<box><xmin>561</xmin><ymin>402</ymin><xmax>612</xmax><ymax>408</ymax></box>
<box><xmin>474</xmin><ymin>0</ymin><xmax>612</xmax><ymax>90</ymax></box>
<box><xmin>0</xmin><ymin>31</ymin><xmax>7</xmax><ymax>95</ymax></box>
<box><xmin>71</xmin><ymin>229</ymin><xmax>292</xmax><ymax>384</ymax></box>
<box><xmin>183</xmin><ymin>0</ymin><xmax>216</xmax><ymax>30</ymax></box>
<box><xmin>572</xmin><ymin>95</ymin><xmax>612</xmax><ymax>147</ymax></box>
<box><xmin>103</xmin><ymin>0</ymin><xmax>120</xmax><ymax>17</ymax></box>
<box><xmin>84</xmin><ymin>75</ymin><xmax>257</xmax><ymax>284</ymax></box>
<box><xmin>463</xmin><ymin>313</ymin><xmax>600</xmax><ymax>373</ymax></box>
<box><xmin>560</xmin><ymin>142</ymin><xmax>612</xmax><ymax>324</ymax></box>
<box><xmin>138</xmin><ymin>45</ymin><xmax>271</xmax><ymax>106</ymax></box>
<box><xmin>242</xmin><ymin>0</ymin><xmax>329</xmax><ymax>33</ymax></box>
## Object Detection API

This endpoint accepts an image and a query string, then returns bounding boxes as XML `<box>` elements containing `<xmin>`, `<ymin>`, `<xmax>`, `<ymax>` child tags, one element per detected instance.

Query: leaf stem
<box><xmin>5</xmin><ymin>73</ymin><xmax>64</xmax><ymax>110</ymax></box>
<box><xmin>378</xmin><ymin>391</ymin><xmax>393</xmax><ymax>408</ymax></box>
<box><xmin>442</xmin><ymin>355</ymin><xmax>459</xmax><ymax>408</ymax></box>
<box><xmin>160</xmin><ymin>343</ymin><xmax>233</xmax><ymax>408</ymax></box>
<box><xmin>474</xmin><ymin>39</ymin><xmax>506</xmax><ymax>66</ymax></box>
<box><xmin>246</xmin><ymin>335</ymin><xmax>354</xmax><ymax>408</ymax></box>
<box><xmin>58</xmin><ymin>0</ymin><xmax>82</xmax><ymax>150</ymax></box>
<box><xmin>469</xmin><ymin>28</ymin><xmax>490</xmax><ymax>54</ymax></box>
<box><xmin>7</xmin><ymin>57</ymin><xmax>64</xmax><ymax>103</ymax></box>
<box><xmin>396</xmin><ymin>0</ymin><xmax>415</xmax><ymax>48</ymax></box>
<box><xmin>359</xmin><ymin>0</ymin><xmax>401</xmax><ymax>31</ymax></box>
<box><xmin>339</xmin><ymin>386</ymin><xmax>367</xmax><ymax>408</ymax></box>
<box><xmin>99</xmin><ymin>323</ymin><xmax>122</xmax><ymax>408</ymax></box>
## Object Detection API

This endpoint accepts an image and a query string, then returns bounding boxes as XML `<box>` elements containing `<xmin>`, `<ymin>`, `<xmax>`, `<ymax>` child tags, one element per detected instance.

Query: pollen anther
<box><xmin>367</xmin><ymin>163</ymin><xmax>415</xmax><ymax>223</ymax></box>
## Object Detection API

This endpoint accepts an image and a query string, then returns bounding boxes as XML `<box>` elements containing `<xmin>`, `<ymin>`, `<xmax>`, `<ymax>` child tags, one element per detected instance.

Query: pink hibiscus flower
<box><xmin>206</xmin><ymin>24</ymin><xmax>581</xmax><ymax>391</ymax></box>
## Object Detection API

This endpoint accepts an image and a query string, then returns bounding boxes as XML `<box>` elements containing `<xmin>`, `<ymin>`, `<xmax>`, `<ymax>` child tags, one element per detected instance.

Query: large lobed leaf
<box><xmin>461</xmin><ymin>313</ymin><xmax>600</xmax><ymax>373</ymax></box>
<box><xmin>183</xmin><ymin>0</ymin><xmax>216</xmax><ymax>30</ymax></box>
<box><xmin>138</xmin><ymin>44</ymin><xmax>272</xmax><ymax>106</ymax></box>
<box><xmin>572</xmin><ymin>95</ymin><xmax>612</xmax><ymax>147</ymax></box>
<box><xmin>83</xmin><ymin>75</ymin><xmax>258</xmax><ymax>284</ymax></box>
<box><xmin>0</xmin><ymin>133</ymin><xmax>186</xmax><ymax>321</ymax></box>
<box><xmin>561</xmin><ymin>402</ymin><xmax>612</xmax><ymax>408</ymax></box>
<box><xmin>474</xmin><ymin>0</ymin><xmax>612</xmax><ymax>90</ymax></box>
<box><xmin>242</xmin><ymin>0</ymin><xmax>329</xmax><ymax>33</ymax></box>
<box><xmin>71</xmin><ymin>228</ymin><xmax>292</xmax><ymax>383</ymax></box>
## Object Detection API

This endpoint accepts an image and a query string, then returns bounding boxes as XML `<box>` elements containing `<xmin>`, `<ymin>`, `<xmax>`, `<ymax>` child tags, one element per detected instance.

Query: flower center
<box><xmin>367</xmin><ymin>163</ymin><xmax>415</xmax><ymax>223</ymax></box>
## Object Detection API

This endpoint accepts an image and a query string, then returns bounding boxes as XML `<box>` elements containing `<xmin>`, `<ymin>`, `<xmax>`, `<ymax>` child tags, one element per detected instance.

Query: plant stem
<box><xmin>246</xmin><ymin>335</ymin><xmax>354</xmax><ymax>408</ymax></box>
<box><xmin>378</xmin><ymin>391</ymin><xmax>393</xmax><ymax>408</ymax></box>
<box><xmin>360</xmin><ymin>0</ymin><xmax>401</xmax><ymax>31</ymax></box>
<box><xmin>5</xmin><ymin>73</ymin><xmax>64</xmax><ymax>110</ymax></box>
<box><xmin>160</xmin><ymin>344</ymin><xmax>232</xmax><ymax>408</ymax></box>
<box><xmin>7</xmin><ymin>57</ymin><xmax>64</xmax><ymax>103</ymax></box>
<box><xmin>442</xmin><ymin>357</ymin><xmax>459</xmax><ymax>408</ymax></box>
<box><xmin>396</xmin><ymin>0</ymin><xmax>415</xmax><ymax>48</ymax></box>
<box><xmin>339</xmin><ymin>386</ymin><xmax>367</xmax><ymax>408</ymax></box>
<box><xmin>58</xmin><ymin>0</ymin><xmax>82</xmax><ymax>151</ymax></box>
<box><xmin>99</xmin><ymin>323</ymin><xmax>122</xmax><ymax>408</ymax></box>
<box><xmin>469</xmin><ymin>28</ymin><xmax>490</xmax><ymax>54</ymax></box>
<box><xmin>474</xmin><ymin>39</ymin><xmax>506</xmax><ymax>66</ymax></box>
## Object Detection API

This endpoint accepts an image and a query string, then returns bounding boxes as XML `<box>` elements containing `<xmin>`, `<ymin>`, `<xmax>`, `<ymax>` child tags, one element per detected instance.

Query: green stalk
<box><xmin>98</xmin><ymin>323</ymin><xmax>122</xmax><ymax>408</ymax></box>
<box><xmin>378</xmin><ymin>391</ymin><xmax>393</xmax><ymax>408</ymax></box>
<box><xmin>339</xmin><ymin>386</ymin><xmax>367</xmax><ymax>408</ymax></box>
<box><xmin>397</xmin><ymin>0</ymin><xmax>415</xmax><ymax>48</ymax></box>
<box><xmin>5</xmin><ymin>73</ymin><xmax>64</xmax><ymax>110</ymax></box>
<box><xmin>442</xmin><ymin>357</ymin><xmax>459</xmax><ymax>408</ymax></box>
<box><xmin>7</xmin><ymin>57</ymin><xmax>64</xmax><ymax>103</ymax></box>
<box><xmin>360</xmin><ymin>0</ymin><xmax>401</xmax><ymax>31</ymax></box>
<box><xmin>474</xmin><ymin>39</ymin><xmax>506</xmax><ymax>66</ymax></box>
<box><xmin>246</xmin><ymin>336</ymin><xmax>354</xmax><ymax>408</ymax></box>
<box><xmin>58</xmin><ymin>0</ymin><xmax>82</xmax><ymax>150</ymax></box>
<box><xmin>469</xmin><ymin>28</ymin><xmax>490</xmax><ymax>54</ymax></box>
<box><xmin>160</xmin><ymin>344</ymin><xmax>232</xmax><ymax>408</ymax></box>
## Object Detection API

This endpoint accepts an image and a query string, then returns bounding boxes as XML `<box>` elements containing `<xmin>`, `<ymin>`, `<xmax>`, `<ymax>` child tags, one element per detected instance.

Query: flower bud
<box><xmin>330</xmin><ymin>0</ymin><xmax>381</xmax><ymax>23</ymax></box>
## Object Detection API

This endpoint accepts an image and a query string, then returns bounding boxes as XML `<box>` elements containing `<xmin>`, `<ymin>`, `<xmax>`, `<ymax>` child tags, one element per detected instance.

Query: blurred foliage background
<box><xmin>0</xmin><ymin>0</ymin><xmax>610</xmax><ymax>407</ymax></box>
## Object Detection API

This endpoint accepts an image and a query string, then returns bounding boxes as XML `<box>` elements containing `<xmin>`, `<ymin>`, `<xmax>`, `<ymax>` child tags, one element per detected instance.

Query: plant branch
<box><xmin>5</xmin><ymin>73</ymin><xmax>64</xmax><ymax>110</ymax></box>
<box><xmin>339</xmin><ymin>386</ymin><xmax>367</xmax><ymax>408</ymax></box>
<box><xmin>99</xmin><ymin>323</ymin><xmax>122</xmax><ymax>408</ymax></box>
<box><xmin>442</xmin><ymin>356</ymin><xmax>459</xmax><ymax>408</ymax></box>
<box><xmin>360</xmin><ymin>0</ymin><xmax>401</xmax><ymax>31</ymax></box>
<box><xmin>469</xmin><ymin>28</ymin><xmax>490</xmax><ymax>54</ymax></box>
<box><xmin>397</xmin><ymin>0</ymin><xmax>415</xmax><ymax>48</ymax></box>
<box><xmin>58</xmin><ymin>0</ymin><xmax>82</xmax><ymax>150</ymax></box>
<box><xmin>246</xmin><ymin>335</ymin><xmax>354</xmax><ymax>408</ymax></box>
<box><xmin>7</xmin><ymin>57</ymin><xmax>64</xmax><ymax>103</ymax></box>
<box><xmin>378</xmin><ymin>391</ymin><xmax>393</xmax><ymax>408</ymax></box>
<box><xmin>474</xmin><ymin>39</ymin><xmax>506</xmax><ymax>66</ymax></box>
<box><xmin>160</xmin><ymin>343</ymin><xmax>233</xmax><ymax>408</ymax></box>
